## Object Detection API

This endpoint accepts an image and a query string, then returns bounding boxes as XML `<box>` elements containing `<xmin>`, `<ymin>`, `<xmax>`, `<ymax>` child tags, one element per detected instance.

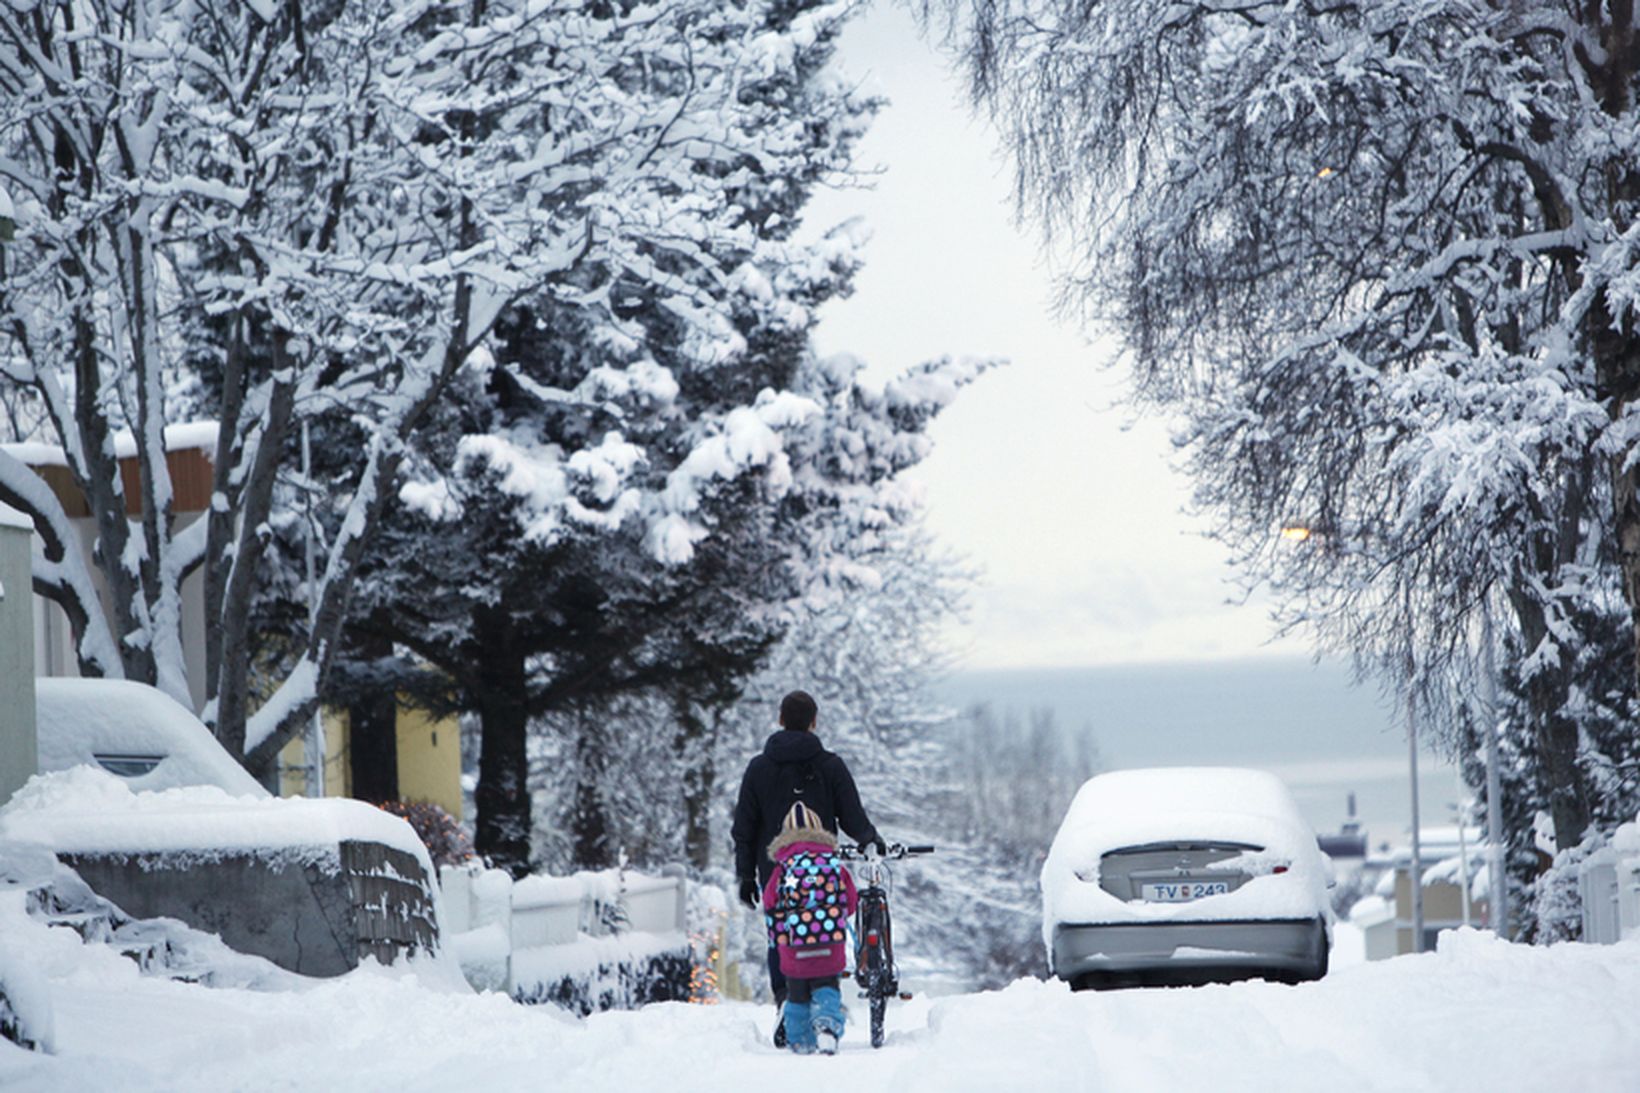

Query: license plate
<box><xmin>1140</xmin><ymin>880</ymin><xmax>1229</xmax><ymax>902</ymax></box>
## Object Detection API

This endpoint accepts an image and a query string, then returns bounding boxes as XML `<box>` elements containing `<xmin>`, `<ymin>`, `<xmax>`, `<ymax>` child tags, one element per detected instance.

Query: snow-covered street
<box><xmin>5</xmin><ymin>924</ymin><xmax>1639</xmax><ymax>1092</ymax></box>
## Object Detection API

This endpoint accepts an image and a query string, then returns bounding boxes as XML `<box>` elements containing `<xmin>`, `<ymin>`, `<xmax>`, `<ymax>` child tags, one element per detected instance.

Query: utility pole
<box><xmin>1406</xmin><ymin>581</ymin><xmax>1424</xmax><ymax>954</ymax></box>
<box><xmin>1455</xmin><ymin>799</ymin><xmax>1472</xmax><ymax>927</ymax></box>
<box><xmin>301</xmin><ymin>419</ymin><xmax>325</xmax><ymax>798</ymax></box>
<box><xmin>1408</xmin><ymin>683</ymin><xmax>1424</xmax><ymax>953</ymax></box>
<box><xmin>1481</xmin><ymin>604</ymin><xmax>1508</xmax><ymax>938</ymax></box>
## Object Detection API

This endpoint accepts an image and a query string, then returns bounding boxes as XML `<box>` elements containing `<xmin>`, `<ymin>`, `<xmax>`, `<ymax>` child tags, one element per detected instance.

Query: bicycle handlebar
<box><xmin>838</xmin><ymin>842</ymin><xmax>935</xmax><ymax>861</ymax></box>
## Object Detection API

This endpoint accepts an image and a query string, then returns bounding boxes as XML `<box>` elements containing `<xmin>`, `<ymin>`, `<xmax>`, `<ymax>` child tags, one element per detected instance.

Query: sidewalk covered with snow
<box><xmin>4</xmin><ymin>918</ymin><xmax>1638</xmax><ymax>1092</ymax></box>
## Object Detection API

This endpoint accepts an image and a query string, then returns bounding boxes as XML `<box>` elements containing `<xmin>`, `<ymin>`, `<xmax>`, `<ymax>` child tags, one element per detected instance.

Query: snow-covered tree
<box><xmin>0</xmin><ymin>0</ymin><xmax>891</xmax><ymax>781</ymax></box>
<box><xmin>297</xmin><ymin>0</ymin><xmax>988</xmax><ymax>873</ymax></box>
<box><xmin>511</xmin><ymin>513</ymin><xmax>972</xmax><ymax>880</ymax></box>
<box><xmin>1458</xmin><ymin>594</ymin><xmax>1640</xmax><ymax>938</ymax></box>
<box><xmin>933</xmin><ymin>0</ymin><xmax>1640</xmax><ymax>851</ymax></box>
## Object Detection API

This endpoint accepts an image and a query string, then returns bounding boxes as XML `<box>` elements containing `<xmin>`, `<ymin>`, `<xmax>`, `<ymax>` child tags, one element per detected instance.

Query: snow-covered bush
<box><xmin>377</xmin><ymin>802</ymin><xmax>474</xmax><ymax>870</ymax></box>
<box><xmin>0</xmin><ymin>947</ymin><xmax>51</xmax><ymax>1054</ymax></box>
<box><xmin>511</xmin><ymin>937</ymin><xmax>692</xmax><ymax>1017</ymax></box>
<box><xmin>1531</xmin><ymin>835</ymin><xmax>1604</xmax><ymax>945</ymax></box>
<box><xmin>0</xmin><ymin>844</ymin><xmax>55</xmax><ymax>1054</ymax></box>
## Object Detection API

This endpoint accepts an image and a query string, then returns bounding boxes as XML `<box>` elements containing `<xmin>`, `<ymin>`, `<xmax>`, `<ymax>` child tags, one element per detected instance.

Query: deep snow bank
<box><xmin>2</xmin><ymin>918</ymin><xmax>1637</xmax><ymax>1092</ymax></box>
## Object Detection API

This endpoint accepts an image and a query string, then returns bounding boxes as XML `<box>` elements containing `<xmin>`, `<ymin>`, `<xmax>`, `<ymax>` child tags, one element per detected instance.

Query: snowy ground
<box><xmin>6</xmin><ymin>917</ymin><xmax>1640</xmax><ymax>1093</ymax></box>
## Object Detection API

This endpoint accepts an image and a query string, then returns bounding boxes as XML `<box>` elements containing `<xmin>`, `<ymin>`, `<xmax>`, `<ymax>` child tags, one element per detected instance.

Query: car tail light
<box><xmin>1273</xmin><ymin>865</ymin><xmax>1289</xmax><ymax>874</ymax></box>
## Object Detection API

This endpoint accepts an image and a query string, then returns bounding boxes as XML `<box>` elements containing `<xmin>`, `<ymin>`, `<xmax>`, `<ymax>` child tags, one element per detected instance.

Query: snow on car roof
<box><xmin>1058</xmin><ymin>767</ymin><xmax>1310</xmax><ymax>837</ymax></box>
<box><xmin>1047</xmin><ymin>766</ymin><xmax>1317</xmax><ymax>865</ymax></box>
<box><xmin>35</xmin><ymin>678</ymin><xmax>268</xmax><ymax>797</ymax></box>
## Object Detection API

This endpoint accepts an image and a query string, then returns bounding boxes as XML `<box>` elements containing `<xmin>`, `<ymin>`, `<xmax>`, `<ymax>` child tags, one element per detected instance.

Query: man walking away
<box><xmin>731</xmin><ymin>690</ymin><xmax>884</xmax><ymax>1046</ymax></box>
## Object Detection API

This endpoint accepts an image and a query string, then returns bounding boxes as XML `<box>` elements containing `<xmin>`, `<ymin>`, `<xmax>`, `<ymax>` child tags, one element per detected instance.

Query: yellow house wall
<box><xmin>395</xmin><ymin>705</ymin><xmax>462</xmax><ymax>819</ymax></box>
<box><xmin>277</xmin><ymin>704</ymin><xmax>459</xmax><ymax>820</ymax></box>
<box><xmin>276</xmin><ymin>709</ymin><xmax>351</xmax><ymax>798</ymax></box>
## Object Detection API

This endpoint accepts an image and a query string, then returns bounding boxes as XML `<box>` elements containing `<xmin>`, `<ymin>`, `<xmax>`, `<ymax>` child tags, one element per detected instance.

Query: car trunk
<box><xmin>1093</xmin><ymin>841</ymin><xmax>1263</xmax><ymax>902</ymax></box>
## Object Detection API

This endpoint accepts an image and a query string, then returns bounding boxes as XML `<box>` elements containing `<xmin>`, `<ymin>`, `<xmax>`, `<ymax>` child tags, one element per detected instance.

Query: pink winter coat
<box><xmin>761</xmin><ymin>838</ymin><xmax>859</xmax><ymax>978</ymax></box>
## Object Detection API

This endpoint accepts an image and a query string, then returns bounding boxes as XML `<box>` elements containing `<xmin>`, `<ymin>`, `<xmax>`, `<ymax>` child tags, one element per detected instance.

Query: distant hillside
<box><xmin>934</xmin><ymin>657</ymin><xmax>1459</xmax><ymax>849</ymax></box>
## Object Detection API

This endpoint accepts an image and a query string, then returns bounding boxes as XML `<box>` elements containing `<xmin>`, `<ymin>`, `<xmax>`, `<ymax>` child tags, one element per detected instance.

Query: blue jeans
<box><xmin>783</xmin><ymin>976</ymin><xmax>844</xmax><ymax>1052</ymax></box>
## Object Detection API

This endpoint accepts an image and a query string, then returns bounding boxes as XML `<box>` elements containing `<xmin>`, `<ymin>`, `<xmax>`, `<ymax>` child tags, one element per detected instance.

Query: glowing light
<box><xmin>1280</xmin><ymin>525</ymin><xmax>1313</xmax><ymax>542</ymax></box>
<box><xmin>1317</xmin><ymin>166</ymin><xmax>1336</xmax><ymax>179</ymax></box>
<box><xmin>688</xmin><ymin>910</ymin><xmax>729</xmax><ymax>1004</ymax></box>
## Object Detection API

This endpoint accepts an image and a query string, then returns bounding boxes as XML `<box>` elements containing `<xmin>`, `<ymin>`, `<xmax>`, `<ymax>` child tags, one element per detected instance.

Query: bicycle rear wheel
<box><xmin>857</xmin><ymin>895</ymin><xmax>892</xmax><ymax>1048</ymax></box>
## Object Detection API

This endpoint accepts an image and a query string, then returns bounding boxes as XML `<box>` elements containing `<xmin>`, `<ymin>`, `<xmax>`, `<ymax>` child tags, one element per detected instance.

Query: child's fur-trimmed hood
<box><xmin>767</xmin><ymin>826</ymin><xmax>838</xmax><ymax>860</ymax></box>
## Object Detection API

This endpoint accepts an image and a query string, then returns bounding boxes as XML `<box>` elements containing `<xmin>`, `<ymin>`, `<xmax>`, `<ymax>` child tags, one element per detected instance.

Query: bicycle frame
<box><xmin>838</xmin><ymin>843</ymin><xmax>932</xmax><ymax>1048</ymax></box>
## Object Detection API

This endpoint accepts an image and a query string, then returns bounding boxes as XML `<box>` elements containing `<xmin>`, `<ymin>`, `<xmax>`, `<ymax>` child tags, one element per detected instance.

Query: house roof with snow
<box><xmin>1</xmin><ymin>422</ymin><xmax>218</xmax><ymax>517</ymax></box>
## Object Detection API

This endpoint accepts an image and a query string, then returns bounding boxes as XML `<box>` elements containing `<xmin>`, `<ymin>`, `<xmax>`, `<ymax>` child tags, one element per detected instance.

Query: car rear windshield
<box><xmin>1095</xmin><ymin>841</ymin><xmax>1263</xmax><ymax>900</ymax></box>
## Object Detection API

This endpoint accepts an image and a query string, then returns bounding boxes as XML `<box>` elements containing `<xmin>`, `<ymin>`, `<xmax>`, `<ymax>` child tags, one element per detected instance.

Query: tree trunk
<box><xmin>474</xmin><ymin>634</ymin><xmax>531</xmax><ymax>878</ymax></box>
<box><xmin>348</xmin><ymin>634</ymin><xmax>400</xmax><ymax>803</ymax></box>
<box><xmin>1509</xmin><ymin>589</ymin><xmax>1592</xmax><ymax>851</ymax></box>
<box><xmin>571</xmin><ymin>707</ymin><xmax>612</xmax><ymax>870</ymax></box>
<box><xmin>214</xmin><ymin>367</ymin><xmax>296</xmax><ymax>761</ymax></box>
<box><xmin>673</xmin><ymin>700</ymin><xmax>715</xmax><ymax>870</ymax></box>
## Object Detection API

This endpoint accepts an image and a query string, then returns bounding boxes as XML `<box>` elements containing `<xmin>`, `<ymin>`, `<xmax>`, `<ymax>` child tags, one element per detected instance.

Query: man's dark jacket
<box><xmin>731</xmin><ymin>729</ymin><xmax>879</xmax><ymax>886</ymax></box>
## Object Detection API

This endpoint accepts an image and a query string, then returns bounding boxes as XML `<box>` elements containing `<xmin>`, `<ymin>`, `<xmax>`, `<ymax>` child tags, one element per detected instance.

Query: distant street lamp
<box><xmin>1279</xmin><ymin>519</ymin><xmax>1426</xmax><ymax>950</ymax></box>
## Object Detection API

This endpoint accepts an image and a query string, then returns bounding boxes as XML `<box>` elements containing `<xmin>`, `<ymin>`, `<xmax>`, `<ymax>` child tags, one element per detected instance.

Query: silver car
<box><xmin>1042</xmin><ymin>767</ymin><xmax>1334</xmax><ymax>989</ymax></box>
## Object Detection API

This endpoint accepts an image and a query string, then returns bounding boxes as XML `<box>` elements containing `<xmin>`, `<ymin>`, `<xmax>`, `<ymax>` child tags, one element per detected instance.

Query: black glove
<box><xmin>739</xmin><ymin>875</ymin><xmax>759</xmax><ymax>910</ymax></box>
<box><xmin>858</xmin><ymin>836</ymin><xmax>888</xmax><ymax>858</ymax></box>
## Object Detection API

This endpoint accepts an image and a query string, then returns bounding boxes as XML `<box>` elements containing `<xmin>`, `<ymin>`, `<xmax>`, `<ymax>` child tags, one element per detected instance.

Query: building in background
<box><xmin>7</xmin><ymin>432</ymin><xmax>460</xmax><ymax>817</ymax></box>
<box><xmin>1351</xmin><ymin>827</ymin><xmax>1492</xmax><ymax>958</ymax></box>
<box><xmin>276</xmin><ymin>706</ymin><xmax>462</xmax><ymax>819</ymax></box>
<box><xmin>9</xmin><ymin>425</ymin><xmax>216</xmax><ymax>711</ymax></box>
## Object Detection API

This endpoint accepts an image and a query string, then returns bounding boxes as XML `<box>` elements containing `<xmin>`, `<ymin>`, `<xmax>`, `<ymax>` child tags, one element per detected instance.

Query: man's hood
<box><xmin>762</xmin><ymin>729</ymin><xmax>823</xmax><ymax>764</ymax></box>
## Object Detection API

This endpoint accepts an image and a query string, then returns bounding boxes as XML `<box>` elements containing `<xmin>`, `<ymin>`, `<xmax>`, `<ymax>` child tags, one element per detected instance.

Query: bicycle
<box><xmin>838</xmin><ymin>841</ymin><xmax>934</xmax><ymax>1048</ymax></box>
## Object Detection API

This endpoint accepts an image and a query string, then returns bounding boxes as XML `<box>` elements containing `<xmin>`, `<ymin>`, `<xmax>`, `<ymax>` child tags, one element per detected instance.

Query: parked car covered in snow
<box><xmin>35</xmin><ymin>678</ymin><xmax>266</xmax><ymax>796</ymax></box>
<box><xmin>1042</xmin><ymin>767</ymin><xmax>1334</xmax><ymax>988</ymax></box>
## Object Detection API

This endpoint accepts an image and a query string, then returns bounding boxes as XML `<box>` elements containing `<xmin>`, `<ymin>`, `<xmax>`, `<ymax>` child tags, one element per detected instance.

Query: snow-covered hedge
<box><xmin>510</xmin><ymin>933</ymin><xmax>691</xmax><ymax>1016</ymax></box>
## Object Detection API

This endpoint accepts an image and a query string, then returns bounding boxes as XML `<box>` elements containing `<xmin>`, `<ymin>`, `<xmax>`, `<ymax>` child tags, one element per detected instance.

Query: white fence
<box><xmin>438</xmin><ymin>864</ymin><xmax>688</xmax><ymax>993</ymax></box>
<box><xmin>1578</xmin><ymin>852</ymin><xmax>1640</xmax><ymax>944</ymax></box>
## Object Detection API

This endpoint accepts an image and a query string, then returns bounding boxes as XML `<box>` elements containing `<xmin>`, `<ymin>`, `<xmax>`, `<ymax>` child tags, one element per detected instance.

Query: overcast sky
<box><xmin>802</xmin><ymin>3</ymin><xmax>1306</xmax><ymax>671</ymax></box>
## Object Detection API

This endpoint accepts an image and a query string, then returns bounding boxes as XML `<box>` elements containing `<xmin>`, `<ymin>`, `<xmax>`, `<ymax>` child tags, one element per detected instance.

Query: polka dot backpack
<box><xmin>769</xmin><ymin>847</ymin><xmax>849</xmax><ymax>960</ymax></box>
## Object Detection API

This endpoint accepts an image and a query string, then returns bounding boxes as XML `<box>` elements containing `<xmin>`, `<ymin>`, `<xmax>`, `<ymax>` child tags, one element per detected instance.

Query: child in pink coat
<box><xmin>762</xmin><ymin>802</ymin><xmax>858</xmax><ymax>1054</ymax></box>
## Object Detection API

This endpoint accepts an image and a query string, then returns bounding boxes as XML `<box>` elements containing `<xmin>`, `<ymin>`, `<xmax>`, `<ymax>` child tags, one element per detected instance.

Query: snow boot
<box><xmin>783</xmin><ymin>1000</ymin><xmax>816</xmax><ymax>1054</ymax></box>
<box><xmin>773</xmin><ymin>1013</ymin><xmax>787</xmax><ymax>1049</ymax></box>
<box><xmin>812</xmin><ymin>985</ymin><xmax>846</xmax><ymax>1049</ymax></box>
